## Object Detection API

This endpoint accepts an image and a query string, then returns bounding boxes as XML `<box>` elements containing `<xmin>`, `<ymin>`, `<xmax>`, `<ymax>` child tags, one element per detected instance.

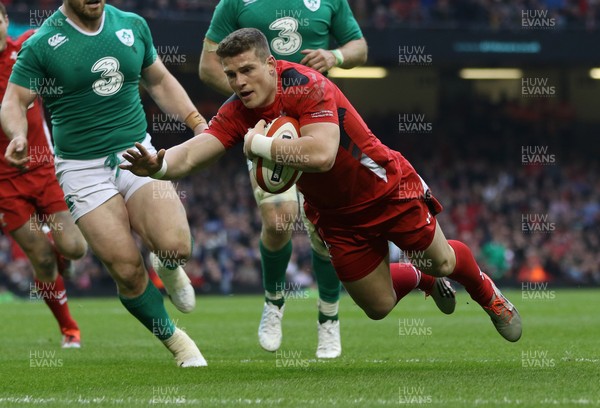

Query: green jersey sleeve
<box><xmin>135</xmin><ymin>16</ymin><xmax>157</xmax><ymax>69</ymax></box>
<box><xmin>205</xmin><ymin>0</ymin><xmax>240</xmax><ymax>43</ymax></box>
<box><xmin>9</xmin><ymin>38</ymin><xmax>45</xmax><ymax>92</ymax></box>
<box><xmin>331</xmin><ymin>0</ymin><xmax>363</xmax><ymax>45</ymax></box>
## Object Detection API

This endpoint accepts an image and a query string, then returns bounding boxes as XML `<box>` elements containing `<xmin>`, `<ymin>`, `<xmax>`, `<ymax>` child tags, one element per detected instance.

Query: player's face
<box><xmin>222</xmin><ymin>49</ymin><xmax>277</xmax><ymax>109</ymax></box>
<box><xmin>64</xmin><ymin>0</ymin><xmax>105</xmax><ymax>22</ymax></box>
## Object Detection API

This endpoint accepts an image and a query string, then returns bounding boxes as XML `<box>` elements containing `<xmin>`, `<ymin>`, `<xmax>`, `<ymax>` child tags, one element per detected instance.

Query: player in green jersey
<box><xmin>1</xmin><ymin>0</ymin><xmax>208</xmax><ymax>367</ymax></box>
<box><xmin>199</xmin><ymin>0</ymin><xmax>368</xmax><ymax>358</ymax></box>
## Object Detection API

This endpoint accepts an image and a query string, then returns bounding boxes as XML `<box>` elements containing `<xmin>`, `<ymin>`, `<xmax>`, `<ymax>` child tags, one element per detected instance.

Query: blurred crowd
<box><xmin>3</xmin><ymin>0</ymin><xmax>598</xmax><ymax>30</ymax></box>
<box><xmin>1</xmin><ymin>94</ymin><xmax>598</xmax><ymax>296</ymax></box>
<box><xmin>350</xmin><ymin>0</ymin><xmax>598</xmax><ymax>30</ymax></box>
<box><xmin>387</xmin><ymin>94</ymin><xmax>599</xmax><ymax>286</ymax></box>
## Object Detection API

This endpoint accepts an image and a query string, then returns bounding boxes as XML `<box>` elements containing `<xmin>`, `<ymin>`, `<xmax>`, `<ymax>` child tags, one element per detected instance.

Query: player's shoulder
<box><xmin>279</xmin><ymin>60</ymin><xmax>320</xmax><ymax>87</ymax></box>
<box><xmin>105</xmin><ymin>5</ymin><xmax>149</xmax><ymax>28</ymax></box>
<box><xmin>20</xmin><ymin>10</ymin><xmax>67</xmax><ymax>52</ymax></box>
<box><xmin>278</xmin><ymin>60</ymin><xmax>332</xmax><ymax>96</ymax></box>
<box><xmin>219</xmin><ymin>93</ymin><xmax>245</xmax><ymax>114</ymax></box>
<box><xmin>217</xmin><ymin>0</ymin><xmax>245</xmax><ymax>10</ymax></box>
<box><xmin>321</xmin><ymin>0</ymin><xmax>347</xmax><ymax>9</ymax></box>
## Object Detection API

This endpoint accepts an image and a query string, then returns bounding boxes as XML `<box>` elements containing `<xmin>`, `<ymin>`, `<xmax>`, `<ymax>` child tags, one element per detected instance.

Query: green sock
<box><xmin>119</xmin><ymin>280</ymin><xmax>176</xmax><ymax>341</ymax></box>
<box><xmin>260</xmin><ymin>239</ymin><xmax>292</xmax><ymax>299</ymax></box>
<box><xmin>313</xmin><ymin>249</ymin><xmax>340</xmax><ymax>303</ymax></box>
<box><xmin>265</xmin><ymin>296</ymin><xmax>285</xmax><ymax>308</ymax></box>
<box><xmin>313</xmin><ymin>249</ymin><xmax>341</xmax><ymax>323</ymax></box>
<box><xmin>318</xmin><ymin>311</ymin><xmax>338</xmax><ymax>323</ymax></box>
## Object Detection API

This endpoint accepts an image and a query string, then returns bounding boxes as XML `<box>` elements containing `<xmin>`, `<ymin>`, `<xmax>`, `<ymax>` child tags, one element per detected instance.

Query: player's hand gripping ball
<box><xmin>252</xmin><ymin>116</ymin><xmax>303</xmax><ymax>194</ymax></box>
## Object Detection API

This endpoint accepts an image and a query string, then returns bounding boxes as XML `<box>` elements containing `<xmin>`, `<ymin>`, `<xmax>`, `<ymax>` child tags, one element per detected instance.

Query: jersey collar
<box><xmin>60</xmin><ymin>7</ymin><xmax>106</xmax><ymax>37</ymax></box>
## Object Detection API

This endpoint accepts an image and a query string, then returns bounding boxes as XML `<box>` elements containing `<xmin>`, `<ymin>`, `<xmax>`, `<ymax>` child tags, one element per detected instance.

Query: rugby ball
<box><xmin>253</xmin><ymin>116</ymin><xmax>303</xmax><ymax>194</ymax></box>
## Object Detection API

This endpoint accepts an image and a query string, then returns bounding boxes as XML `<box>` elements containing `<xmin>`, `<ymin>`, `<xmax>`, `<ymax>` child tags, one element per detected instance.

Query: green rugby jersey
<box><xmin>205</xmin><ymin>0</ymin><xmax>363</xmax><ymax>63</ymax></box>
<box><xmin>10</xmin><ymin>5</ymin><xmax>157</xmax><ymax>159</ymax></box>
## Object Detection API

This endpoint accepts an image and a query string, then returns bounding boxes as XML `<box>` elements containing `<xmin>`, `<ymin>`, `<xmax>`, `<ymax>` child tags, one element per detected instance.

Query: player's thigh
<box><xmin>77</xmin><ymin>194</ymin><xmax>144</xmax><ymax>279</ymax></box>
<box><xmin>319</xmin><ymin>223</ymin><xmax>393</xmax><ymax>317</ymax></box>
<box><xmin>125</xmin><ymin>180</ymin><xmax>191</xmax><ymax>255</ymax></box>
<box><xmin>0</xmin><ymin>176</ymin><xmax>36</xmax><ymax>235</ymax></box>
<box><xmin>342</xmin><ymin>256</ymin><xmax>396</xmax><ymax>320</ymax></box>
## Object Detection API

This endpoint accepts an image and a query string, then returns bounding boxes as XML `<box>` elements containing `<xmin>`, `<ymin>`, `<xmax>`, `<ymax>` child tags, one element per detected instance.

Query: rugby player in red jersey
<box><xmin>121</xmin><ymin>28</ymin><xmax>521</xmax><ymax>342</ymax></box>
<box><xmin>0</xmin><ymin>2</ymin><xmax>87</xmax><ymax>348</ymax></box>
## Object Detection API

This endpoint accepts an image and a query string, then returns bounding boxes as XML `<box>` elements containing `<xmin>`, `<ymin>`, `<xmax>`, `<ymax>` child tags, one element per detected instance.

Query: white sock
<box><xmin>318</xmin><ymin>299</ymin><xmax>339</xmax><ymax>317</ymax></box>
<box><xmin>265</xmin><ymin>291</ymin><xmax>284</xmax><ymax>302</ymax></box>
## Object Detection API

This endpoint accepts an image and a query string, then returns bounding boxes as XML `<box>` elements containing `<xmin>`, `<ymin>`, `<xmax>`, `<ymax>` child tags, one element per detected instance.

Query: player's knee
<box><xmin>427</xmin><ymin>257</ymin><xmax>454</xmax><ymax>277</ymax></box>
<box><xmin>103</xmin><ymin>251</ymin><xmax>143</xmax><ymax>273</ymax></box>
<box><xmin>58</xmin><ymin>236</ymin><xmax>88</xmax><ymax>260</ymax></box>
<box><xmin>261</xmin><ymin>214</ymin><xmax>293</xmax><ymax>248</ymax></box>
<box><xmin>116</xmin><ymin>275</ymin><xmax>147</xmax><ymax>296</ymax></box>
<box><xmin>155</xmin><ymin>243</ymin><xmax>191</xmax><ymax>264</ymax></box>
<box><xmin>261</xmin><ymin>211</ymin><xmax>289</xmax><ymax>235</ymax></box>
<box><xmin>108</xmin><ymin>258</ymin><xmax>146</xmax><ymax>294</ymax></box>
<box><xmin>152</xmin><ymin>230</ymin><xmax>192</xmax><ymax>262</ymax></box>
<box><xmin>363</xmin><ymin>299</ymin><xmax>395</xmax><ymax>320</ymax></box>
<box><xmin>364</xmin><ymin>305</ymin><xmax>393</xmax><ymax>321</ymax></box>
<box><xmin>73</xmin><ymin>240</ymin><xmax>88</xmax><ymax>259</ymax></box>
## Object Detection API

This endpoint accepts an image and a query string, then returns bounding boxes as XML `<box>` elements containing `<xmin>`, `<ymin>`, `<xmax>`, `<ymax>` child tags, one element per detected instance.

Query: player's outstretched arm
<box><xmin>141</xmin><ymin>58</ymin><xmax>208</xmax><ymax>135</ymax></box>
<box><xmin>120</xmin><ymin>132</ymin><xmax>226</xmax><ymax>179</ymax></box>
<box><xmin>244</xmin><ymin>120</ymin><xmax>339</xmax><ymax>173</ymax></box>
<box><xmin>0</xmin><ymin>82</ymin><xmax>37</xmax><ymax>168</ymax></box>
<box><xmin>199</xmin><ymin>38</ymin><xmax>233</xmax><ymax>96</ymax></box>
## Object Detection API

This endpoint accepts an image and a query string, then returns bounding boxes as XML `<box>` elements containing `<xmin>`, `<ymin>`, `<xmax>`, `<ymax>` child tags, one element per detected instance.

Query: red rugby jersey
<box><xmin>205</xmin><ymin>60</ymin><xmax>404</xmax><ymax>221</ymax></box>
<box><xmin>0</xmin><ymin>30</ymin><xmax>52</xmax><ymax>180</ymax></box>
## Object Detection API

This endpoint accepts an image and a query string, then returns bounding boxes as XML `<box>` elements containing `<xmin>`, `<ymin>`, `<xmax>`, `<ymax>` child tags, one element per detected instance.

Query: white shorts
<box><xmin>55</xmin><ymin>134</ymin><xmax>156</xmax><ymax>222</ymax></box>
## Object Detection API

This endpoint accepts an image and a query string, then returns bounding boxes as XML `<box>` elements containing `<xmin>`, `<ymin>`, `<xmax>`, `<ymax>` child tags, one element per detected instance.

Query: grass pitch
<box><xmin>0</xmin><ymin>289</ymin><xmax>599</xmax><ymax>407</ymax></box>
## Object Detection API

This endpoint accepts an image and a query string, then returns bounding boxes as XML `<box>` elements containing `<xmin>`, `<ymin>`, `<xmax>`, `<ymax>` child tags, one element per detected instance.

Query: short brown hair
<box><xmin>216</xmin><ymin>28</ymin><xmax>270</xmax><ymax>61</ymax></box>
<box><xmin>0</xmin><ymin>2</ymin><xmax>7</xmax><ymax>18</ymax></box>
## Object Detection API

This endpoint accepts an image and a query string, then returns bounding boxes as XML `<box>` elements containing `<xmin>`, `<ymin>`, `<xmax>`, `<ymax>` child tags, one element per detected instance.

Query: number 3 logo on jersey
<box><xmin>91</xmin><ymin>57</ymin><xmax>124</xmax><ymax>96</ymax></box>
<box><xmin>269</xmin><ymin>17</ymin><xmax>302</xmax><ymax>56</ymax></box>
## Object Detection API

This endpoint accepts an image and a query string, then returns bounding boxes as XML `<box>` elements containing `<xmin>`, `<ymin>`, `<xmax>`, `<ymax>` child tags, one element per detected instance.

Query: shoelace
<box><xmin>263</xmin><ymin>307</ymin><xmax>282</xmax><ymax>330</ymax></box>
<box><xmin>485</xmin><ymin>297</ymin><xmax>513</xmax><ymax>322</ymax></box>
<box><xmin>318</xmin><ymin>323</ymin><xmax>339</xmax><ymax>349</ymax></box>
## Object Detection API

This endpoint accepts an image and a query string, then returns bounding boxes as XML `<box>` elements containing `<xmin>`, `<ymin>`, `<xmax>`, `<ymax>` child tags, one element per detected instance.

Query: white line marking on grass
<box><xmin>0</xmin><ymin>396</ymin><xmax>403</xmax><ymax>406</ymax></box>
<box><xmin>3</xmin><ymin>395</ymin><xmax>600</xmax><ymax>406</ymax></box>
<box><xmin>0</xmin><ymin>396</ymin><xmax>202</xmax><ymax>406</ymax></box>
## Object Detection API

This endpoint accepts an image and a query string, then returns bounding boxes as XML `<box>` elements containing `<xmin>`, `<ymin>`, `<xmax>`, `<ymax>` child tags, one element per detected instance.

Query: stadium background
<box><xmin>1</xmin><ymin>0</ymin><xmax>598</xmax><ymax>298</ymax></box>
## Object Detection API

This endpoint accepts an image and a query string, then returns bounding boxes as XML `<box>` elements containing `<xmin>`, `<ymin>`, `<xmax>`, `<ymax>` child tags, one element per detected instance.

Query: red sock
<box><xmin>447</xmin><ymin>240</ymin><xmax>494</xmax><ymax>306</ymax></box>
<box><xmin>390</xmin><ymin>263</ymin><xmax>421</xmax><ymax>303</ymax></box>
<box><xmin>34</xmin><ymin>275</ymin><xmax>79</xmax><ymax>334</ymax></box>
<box><xmin>417</xmin><ymin>273</ymin><xmax>435</xmax><ymax>293</ymax></box>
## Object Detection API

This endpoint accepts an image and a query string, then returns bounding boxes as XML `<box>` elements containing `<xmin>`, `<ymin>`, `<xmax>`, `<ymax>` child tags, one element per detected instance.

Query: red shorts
<box><xmin>0</xmin><ymin>164</ymin><xmax>68</xmax><ymax>233</ymax></box>
<box><xmin>313</xmin><ymin>162</ymin><xmax>443</xmax><ymax>282</ymax></box>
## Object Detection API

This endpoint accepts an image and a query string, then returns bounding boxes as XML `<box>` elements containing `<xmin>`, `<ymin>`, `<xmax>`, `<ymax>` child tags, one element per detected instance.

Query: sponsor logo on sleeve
<box><xmin>48</xmin><ymin>33</ymin><xmax>68</xmax><ymax>49</ymax></box>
